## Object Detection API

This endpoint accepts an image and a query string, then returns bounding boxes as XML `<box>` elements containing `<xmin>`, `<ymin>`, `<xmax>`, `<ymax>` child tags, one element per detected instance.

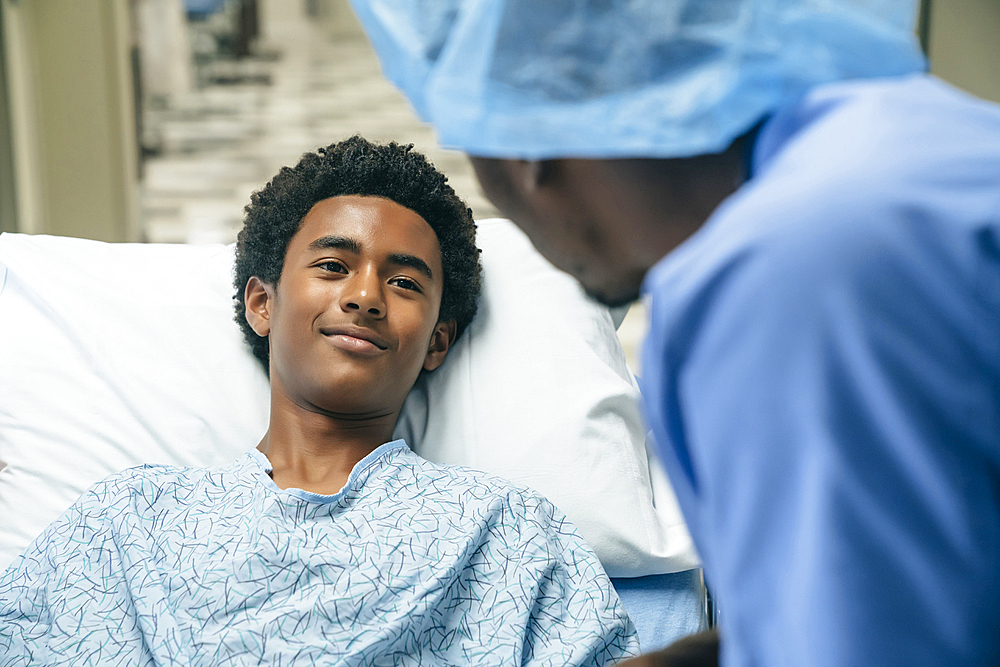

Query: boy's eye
<box><xmin>318</xmin><ymin>260</ymin><xmax>347</xmax><ymax>273</ymax></box>
<box><xmin>390</xmin><ymin>277</ymin><xmax>422</xmax><ymax>292</ymax></box>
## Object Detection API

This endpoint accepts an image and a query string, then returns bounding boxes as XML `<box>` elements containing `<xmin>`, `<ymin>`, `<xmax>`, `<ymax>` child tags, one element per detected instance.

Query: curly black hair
<box><xmin>234</xmin><ymin>136</ymin><xmax>482</xmax><ymax>369</ymax></box>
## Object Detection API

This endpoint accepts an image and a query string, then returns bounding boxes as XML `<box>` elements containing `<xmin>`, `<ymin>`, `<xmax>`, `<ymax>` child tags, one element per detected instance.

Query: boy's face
<box><xmin>245</xmin><ymin>195</ymin><xmax>454</xmax><ymax>418</ymax></box>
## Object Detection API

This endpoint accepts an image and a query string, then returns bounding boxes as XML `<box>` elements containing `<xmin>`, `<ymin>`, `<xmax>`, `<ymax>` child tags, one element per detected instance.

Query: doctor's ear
<box><xmin>423</xmin><ymin>319</ymin><xmax>457</xmax><ymax>371</ymax></box>
<box><xmin>244</xmin><ymin>276</ymin><xmax>275</xmax><ymax>338</ymax></box>
<box><xmin>522</xmin><ymin>159</ymin><xmax>557</xmax><ymax>192</ymax></box>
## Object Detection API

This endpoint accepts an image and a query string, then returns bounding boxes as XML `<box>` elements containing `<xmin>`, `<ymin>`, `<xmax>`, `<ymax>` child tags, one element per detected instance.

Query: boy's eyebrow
<box><xmin>308</xmin><ymin>235</ymin><xmax>434</xmax><ymax>280</ymax></box>
<box><xmin>388</xmin><ymin>253</ymin><xmax>434</xmax><ymax>280</ymax></box>
<box><xmin>308</xmin><ymin>235</ymin><xmax>362</xmax><ymax>254</ymax></box>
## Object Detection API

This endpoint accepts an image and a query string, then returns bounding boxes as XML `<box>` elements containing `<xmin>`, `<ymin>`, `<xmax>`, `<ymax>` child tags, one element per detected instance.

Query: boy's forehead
<box><xmin>301</xmin><ymin>196</ymin><xmax>430</xmax><ymax>238</ymax></box>
<box><xmin>290</xmin><ymin>195</ymin><xmax>443</xmax><ymax>266</ymax></box>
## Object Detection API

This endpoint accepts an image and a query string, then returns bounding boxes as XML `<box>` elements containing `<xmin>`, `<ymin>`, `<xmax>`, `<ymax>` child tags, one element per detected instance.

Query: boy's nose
<box><xmin>341</xmin><ymin>270</ymin><xmax>385</xmax><ymax>317</ymax></box>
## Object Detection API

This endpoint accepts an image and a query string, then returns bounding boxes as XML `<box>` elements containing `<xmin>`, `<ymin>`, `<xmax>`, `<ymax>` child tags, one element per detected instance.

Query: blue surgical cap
<box><xmin>349</xmin><ymin>0</ymin><xmax>926</xmax><ymax>159</ymax></box>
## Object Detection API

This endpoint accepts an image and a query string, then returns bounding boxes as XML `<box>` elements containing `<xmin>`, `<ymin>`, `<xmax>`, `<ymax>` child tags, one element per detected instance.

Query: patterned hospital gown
<box><xmin>0</xmin><ymin>440</ymin><xmax>638</xmax><ymax>666</ymax></box>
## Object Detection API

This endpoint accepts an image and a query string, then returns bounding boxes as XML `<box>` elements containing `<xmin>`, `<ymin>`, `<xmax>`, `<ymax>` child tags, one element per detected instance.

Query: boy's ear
<box><xmin>244</xmin><ymin>276</ymin><xmax>275</xmax><ymax>337</ymax></box>
<box><xmin>423</xmin><ymin>319</ymin><xmax>457</xmax><ymax>371</ymax></box>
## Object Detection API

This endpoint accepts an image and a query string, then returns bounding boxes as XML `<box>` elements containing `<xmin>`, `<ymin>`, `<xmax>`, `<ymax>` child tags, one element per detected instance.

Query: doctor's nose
<box><xmin>341</xmin><ymin>271</ymin><xmax>385</xmax><ymax>318</ymax></box>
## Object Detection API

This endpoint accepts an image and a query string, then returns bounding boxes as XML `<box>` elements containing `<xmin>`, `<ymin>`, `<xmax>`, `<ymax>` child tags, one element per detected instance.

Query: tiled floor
<box><xmin>139</xmin><ymin>3</ymin><xmax>645</xmax><ymax>366</ymax></box>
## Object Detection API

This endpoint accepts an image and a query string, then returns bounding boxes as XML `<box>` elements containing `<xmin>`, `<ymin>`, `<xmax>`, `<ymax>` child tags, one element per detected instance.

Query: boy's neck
<box><xmin>258</xmin><ymin>392</ymin><xmax>401</xmax><ymax>495</ymax></box>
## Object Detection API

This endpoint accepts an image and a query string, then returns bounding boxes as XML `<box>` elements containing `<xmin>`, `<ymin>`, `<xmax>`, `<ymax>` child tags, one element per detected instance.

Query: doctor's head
<box><xmin>234</xmin><ymin>136</ymin><xmax>481</xmax><ymax>416</ymax></box>
<box><xmin>349</xmin><ymin>0</ymin><xmax>925</xmax><ymax>305</ymax></box>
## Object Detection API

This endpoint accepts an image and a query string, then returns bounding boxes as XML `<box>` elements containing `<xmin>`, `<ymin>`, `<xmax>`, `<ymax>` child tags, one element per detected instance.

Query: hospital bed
<box><xmin>0</xmin><ymin>218</ymin><xmax>706</xmax><ymax>651</ymax></box>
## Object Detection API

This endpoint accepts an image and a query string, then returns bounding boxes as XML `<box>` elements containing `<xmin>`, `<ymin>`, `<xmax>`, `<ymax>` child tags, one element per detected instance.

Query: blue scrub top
<box><xmin>641</xmin><ymin>74</ymin><xmax>1000</xmax><ymax>666</ymax></box>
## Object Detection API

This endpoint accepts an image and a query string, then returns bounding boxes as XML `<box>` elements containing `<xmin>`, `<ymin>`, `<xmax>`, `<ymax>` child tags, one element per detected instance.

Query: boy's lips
<box><xmin>320</xmin><ymin>325</ymin><xmax>389</xmax><ymax>355</ymax></box>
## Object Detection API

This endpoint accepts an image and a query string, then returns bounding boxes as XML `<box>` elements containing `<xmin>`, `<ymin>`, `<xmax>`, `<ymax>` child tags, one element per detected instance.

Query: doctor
<box><xmin>349</xmin><ymin>1</ymin><xmax>1000</xmax><ymax>665</ymax></box>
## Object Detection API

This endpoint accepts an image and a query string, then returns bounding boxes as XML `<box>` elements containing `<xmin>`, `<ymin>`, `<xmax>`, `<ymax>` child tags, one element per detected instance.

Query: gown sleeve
<box><xmin>0</xmin><ymin>477</ymin><xmax>155</xmax><ymax>666</ymax></box>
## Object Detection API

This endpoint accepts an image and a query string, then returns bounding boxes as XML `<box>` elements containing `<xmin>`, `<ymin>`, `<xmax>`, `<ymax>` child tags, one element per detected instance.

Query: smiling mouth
<box><xmin>320</xmin><ymin>326</ymin><xmax>389</xmax><ymax>355</ymax></box>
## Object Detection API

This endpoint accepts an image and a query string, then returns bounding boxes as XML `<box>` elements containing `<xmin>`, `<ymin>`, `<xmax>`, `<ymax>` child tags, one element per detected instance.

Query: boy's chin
<box><xmin>306</xmin><ymin>379</ymin><xmax>410</xmax><ymax>420</ymax></box>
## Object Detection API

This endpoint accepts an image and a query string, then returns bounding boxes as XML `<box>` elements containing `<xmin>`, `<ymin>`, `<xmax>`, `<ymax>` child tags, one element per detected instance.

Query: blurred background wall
<box><xmin>0</xmin><ymin>0</ymin><xmax>139</xmax><ymax>240</ymax></box>
<box><xmin>926</xmin><ymin>0</ymin><xmax>1000</xmax><ymax>104</ymax></box>
<box><xmin>1</xmin><ymin>0</ymin><xmax>998</xmax><ymax>242</ymax></box>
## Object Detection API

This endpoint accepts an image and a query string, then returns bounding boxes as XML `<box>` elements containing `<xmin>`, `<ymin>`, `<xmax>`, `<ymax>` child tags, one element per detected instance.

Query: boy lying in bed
<box><xmin>0</xmin><ymin>137</ymin><xmax>638</xmax><ymax>666</ymax></box>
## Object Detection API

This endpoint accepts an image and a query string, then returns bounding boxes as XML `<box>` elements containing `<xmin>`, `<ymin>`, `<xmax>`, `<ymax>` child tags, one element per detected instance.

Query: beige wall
<box><xmin>0</xmin><ymin>5</ymin><xmax>17</xmax><ymax>233</ymax></box>
<box><xmin>2</xmin><ymin>0</ymin><xmax>43</xmax><ymax>235</ymax></box>
<box><xmin>928</xmin><ymin>0</ymin><xmax>1000</xmax><ymax>104</ymax></box>
<box><xmin>314</xmin><ymin>0</ymin><xmax>365</xmax><ymax>39</ymax></box>
<box><xmin>1</xmin><ymin>0</ymin><xmax>138</xmax><ymax>241</ymax></box>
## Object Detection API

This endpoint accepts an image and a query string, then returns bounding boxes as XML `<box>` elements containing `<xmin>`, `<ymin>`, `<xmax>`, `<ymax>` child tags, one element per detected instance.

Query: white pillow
<box><xmin>0</xmin><ymin>220</ymin><xmax>696</xmax><ymax>576</ymax></box>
